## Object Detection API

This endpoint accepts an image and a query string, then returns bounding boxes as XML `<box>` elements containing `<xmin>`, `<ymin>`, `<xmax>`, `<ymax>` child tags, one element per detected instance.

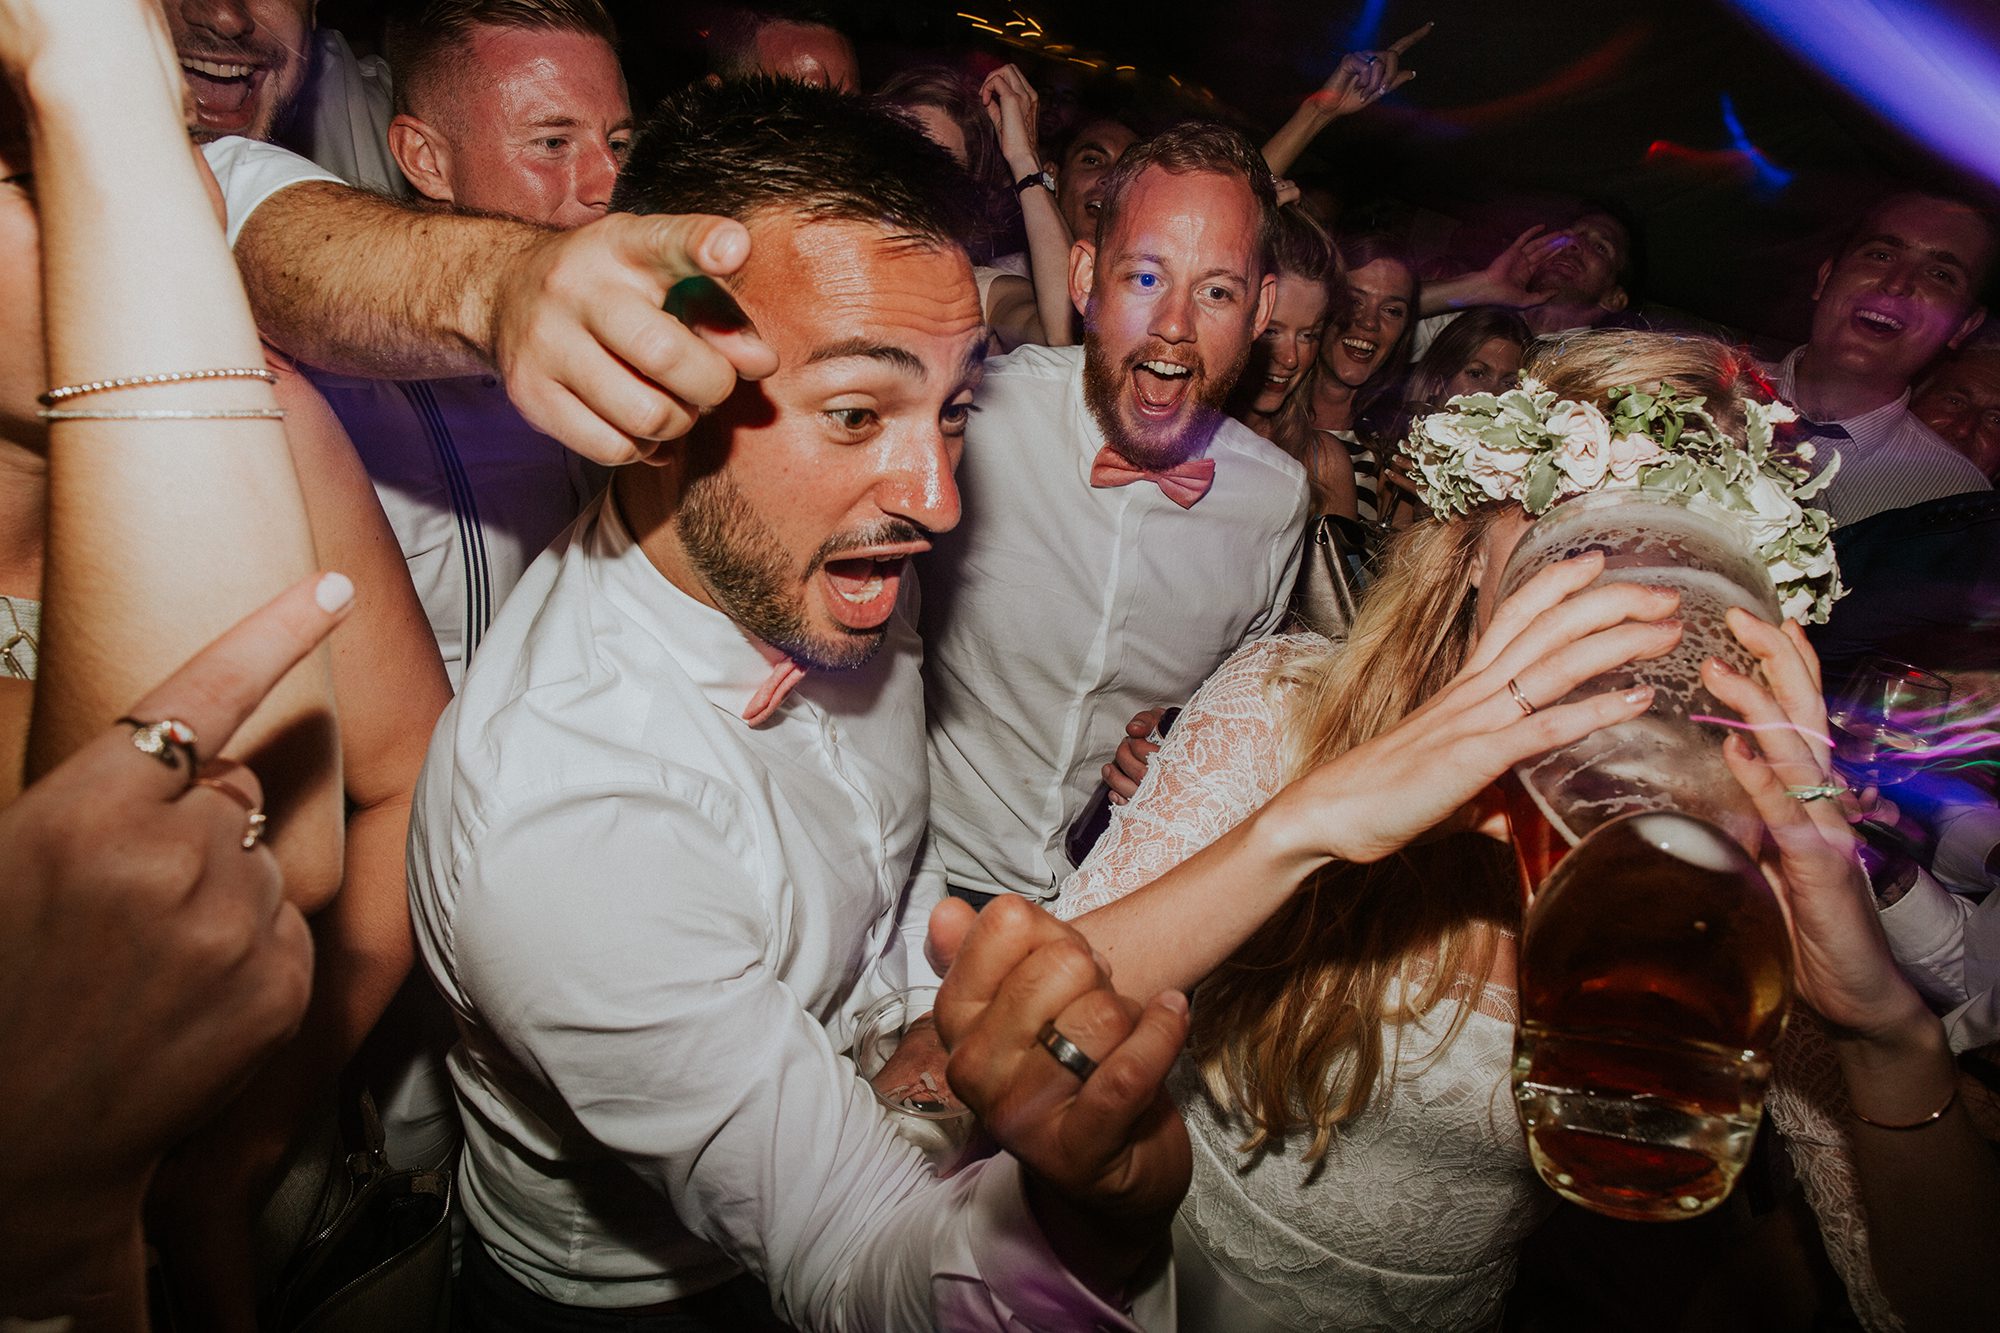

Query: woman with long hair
<box><xmin>1054</xmin><ymin>330</ymin><xmax>1996</xmax><ymax>1330</ymax></box>
<box><xmin>1231</xmin><ymin>205</ymin><xmax>1345</xmax><ymax>507</ymax></box>
<box><xmin>1296</xmin><ymin>231</ymin><xmax>1417</xmax><ymax>522</ymax></box>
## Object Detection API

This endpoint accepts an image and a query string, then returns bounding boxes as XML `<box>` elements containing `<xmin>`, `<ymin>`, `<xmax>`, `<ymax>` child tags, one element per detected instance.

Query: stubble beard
<box><xmin>673</xmin><ymin>468</ymin><xmax>900</xmax><ymax>672</ymax></box>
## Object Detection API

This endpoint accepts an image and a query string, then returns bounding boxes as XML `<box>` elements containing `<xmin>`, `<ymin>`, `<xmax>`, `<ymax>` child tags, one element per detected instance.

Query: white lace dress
<box><xmin>1055</xmin><ymin>633</ymin><xmax>1550</xmax><ymax>1331</ymax></box>
<box><xmin>1054</xmin><ymin>633</ymin><xmax>1899</xmax><ymax>1332</ymax></box>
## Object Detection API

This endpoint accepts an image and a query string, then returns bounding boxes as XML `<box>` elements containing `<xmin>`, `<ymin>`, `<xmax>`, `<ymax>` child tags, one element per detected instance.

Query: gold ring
<box><xmin>193</xmin><ymin>775</ymin><xmax>268</xmax><ymax>850</ymax></box>
<box><xmin>1507</xmin><ymin>678</ymin><xmax>1538</xmax><ymax>716</ymax></box>
<box><xmin>1035</xmin><ymin>1021</ymin><xmax>1098</xmax><ymax>1081</ymax></box>
<box><xmin>118</xmin><ymin>716</ymin><xmax>200</xmax><ymax>777</ymax></box>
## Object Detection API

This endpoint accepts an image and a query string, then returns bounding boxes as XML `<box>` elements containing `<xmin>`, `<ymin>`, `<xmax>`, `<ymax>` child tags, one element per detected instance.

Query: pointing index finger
<box><xmin>1386</xmin><ymin>22</ymin><xmax>1434</xmax><ymax>56</ymax></box>
<box><xmin>122</xmin><ymin>571</ymin><xmax>353</xmax><ymax>775</ymax></box>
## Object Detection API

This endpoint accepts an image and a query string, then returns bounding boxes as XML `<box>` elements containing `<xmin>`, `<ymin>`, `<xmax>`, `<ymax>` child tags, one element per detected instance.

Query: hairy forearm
<box><xmin>237</xmin><ymin>182</ymin><xmax>547</xmax><ymax>379</ymax></box>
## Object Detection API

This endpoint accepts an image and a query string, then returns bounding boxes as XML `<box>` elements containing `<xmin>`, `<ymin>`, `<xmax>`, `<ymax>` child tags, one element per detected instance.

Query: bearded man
<box><xmin>918</xmin><ymin>122</ymin><xmax>1310</xmax><ymax>907</ymax></box>
<box><xmin>407</xmin><ymin>80</ymin><xmax>1190</xmax><ymax>1329</ymax></box>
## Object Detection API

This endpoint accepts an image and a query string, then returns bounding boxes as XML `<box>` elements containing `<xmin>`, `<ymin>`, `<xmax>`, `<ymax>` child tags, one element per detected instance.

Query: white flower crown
<box><xmin>1401</xmin><ymin>378</ymin><xmax>1844</xmax><ymax>624</ymax></box>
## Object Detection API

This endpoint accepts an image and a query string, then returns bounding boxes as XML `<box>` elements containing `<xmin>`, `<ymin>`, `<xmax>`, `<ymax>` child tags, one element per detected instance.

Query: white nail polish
<box><xmin>315</xmin><ymin>572</ymin><xmax>355</xmax><ymax>614</ymax></box>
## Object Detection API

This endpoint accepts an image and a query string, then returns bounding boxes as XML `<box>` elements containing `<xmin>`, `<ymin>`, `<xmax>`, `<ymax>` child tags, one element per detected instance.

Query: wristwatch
<box><xmin>1014</xmin><ymin>169</ymin><xmax>1056</xmax><ymax>196</ymax></box>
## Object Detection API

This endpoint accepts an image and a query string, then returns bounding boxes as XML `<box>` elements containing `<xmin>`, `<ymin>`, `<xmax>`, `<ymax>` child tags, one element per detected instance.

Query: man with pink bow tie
<box><xmin>918</xmin><ymin>121</ymin><xmax>1311</xmax><ymax>908</ymax></box>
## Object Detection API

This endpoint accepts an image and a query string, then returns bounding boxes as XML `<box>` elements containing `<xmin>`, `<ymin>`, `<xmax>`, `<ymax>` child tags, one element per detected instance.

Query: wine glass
<box><xmin>1828</xmin><ymin>657</ymin><xmax>1952</xmax><ymax>789</ymax></box>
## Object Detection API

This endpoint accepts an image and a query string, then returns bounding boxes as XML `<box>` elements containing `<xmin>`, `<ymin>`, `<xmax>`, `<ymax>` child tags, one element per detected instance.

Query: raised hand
<box><xmin>1704</xmin><ymin>611</ymin><xmax>1930</xmax><ymax>1038</ymax></box>
<box><xmin>1272</xmin><ymin>553</ymin><xmax>1680</xmax><ymax>865</ymax></box>
<box><xmin>492</xmin><ymin>213</ymin><xmax>780</xmax><ymax>466</ymax></box>
<box><xmin>979</xmin><ymin>64</ymin><xmax>1042</xmax><ymax>179</ymax></box>
<box><xmin>927</xmin><ymin>896</ymin><xmax>1189</xmax><ymax>1296</ymax></box>
<box><xmin>1304</xmin><ymin>22</ymin><xmax>1431</xmax><ymax>121</ymax></box>
<box><xmin>0</xmin><ymin>572</ymin><xmax>349</xmax><ymax>1317</ymax></box>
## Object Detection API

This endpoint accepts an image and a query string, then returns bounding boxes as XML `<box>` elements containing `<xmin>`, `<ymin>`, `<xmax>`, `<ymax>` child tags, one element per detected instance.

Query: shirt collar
<box><xmin>1774</xmin><ymin>346</ymin><xmax>1914</xmax><ymax>448</ymax></box>
<box><xmin>588</xmin><ymin>492</ymin><xmax>797</xmax><ymax>724</ymax></box>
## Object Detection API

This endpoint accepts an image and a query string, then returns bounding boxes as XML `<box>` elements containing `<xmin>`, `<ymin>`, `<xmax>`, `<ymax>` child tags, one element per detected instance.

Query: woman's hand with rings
<box><xmin>1307</xmin><ymin>22</ymin><xmax>1430</xmax><ymax>120</ymax></box>
<box><xmin>0</xmin><ymin>570</ymin><xmax>352</xmax><ymax>1233</ymax></box>
<box><xmin>1704</xmin><ymin>610</ymin><xmax>1930</xmax><ymax>1039</ymax></box>
<box><xmin>1270</xmin><ymin>551</ymin><xmax>1682</xmax><ymax>867</ymax></box>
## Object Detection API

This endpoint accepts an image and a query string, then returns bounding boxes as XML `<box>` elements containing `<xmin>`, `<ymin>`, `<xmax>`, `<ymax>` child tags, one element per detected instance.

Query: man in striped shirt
<box><xmin>1766</xmin><ymin>190</ymin><xmax>1995</xmax><ymax>528</ymax></box>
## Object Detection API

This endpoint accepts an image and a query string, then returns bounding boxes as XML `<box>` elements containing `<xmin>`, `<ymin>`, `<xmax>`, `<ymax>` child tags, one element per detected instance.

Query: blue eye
<box><xmin>1136</xmin><ymin>273</ymin><xmax>1159</xmax><ymax>289</ymax></box>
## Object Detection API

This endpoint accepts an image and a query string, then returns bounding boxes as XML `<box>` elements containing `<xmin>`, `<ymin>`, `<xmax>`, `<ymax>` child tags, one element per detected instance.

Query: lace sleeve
<box><xmin>1053</xmin><ymin>633</ymin><xmax>1329</xmax><ymax>922</ymax></box>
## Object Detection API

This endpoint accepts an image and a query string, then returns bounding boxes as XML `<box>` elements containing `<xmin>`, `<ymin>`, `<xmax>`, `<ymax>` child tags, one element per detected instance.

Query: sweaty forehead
<box><xmin>735</xmin><ymin>215</ymin><xmax>981</xmax><ymax>361</ymax></box>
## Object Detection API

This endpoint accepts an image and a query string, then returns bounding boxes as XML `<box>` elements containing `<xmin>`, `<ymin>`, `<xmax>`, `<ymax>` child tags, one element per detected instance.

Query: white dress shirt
<box><xmin>408</xmin><ymin>491</ymin><xmax>1145</xmax><ymax>1329</ymax></box>
<box><xmin>203</xmin><ymin>135</ymin><xmax>342</xmax><ymax>248</ymax></box>
<box><xmin>920</xmin><ymin>344</ymin><xmax>1310</xmax><ymax>900</ymax></box>
<box><xmin>1768</xmin><ymin>348</ymin><xmax>1991</xmax><ymax>527</ymax></box>
<box><xmin>310</xmin><ymin>370</ymin><xmax>601</xmax><ymax>687</ymax></box>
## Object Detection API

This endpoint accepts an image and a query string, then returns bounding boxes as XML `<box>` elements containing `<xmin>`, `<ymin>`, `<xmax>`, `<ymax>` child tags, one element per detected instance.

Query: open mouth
<box><xmin>1339</xmin><ymin>336</ymin><xmax>1379</xmax><ymax>364</ymax></box>
<box><xmin>819</xmin><ymin>554</ymin><xmax>908</xmax><ymax>630</ymax></box>
<box><xmin>1131</xmin><ymin>358</ymin><xmax>1195</xmax><ymax>416</ymax></box>
<box><xmin>181</xmin><ymin>55</ymin><xmax>269</xmax><ymax>131</ymax></box>
<box><xmin>1852</xmin><ymin>307</ymin><xmax>1906</xmax><ymax>338</ymax></box>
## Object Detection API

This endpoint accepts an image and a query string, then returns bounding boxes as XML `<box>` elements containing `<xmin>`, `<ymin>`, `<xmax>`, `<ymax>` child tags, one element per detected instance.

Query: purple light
<box><xmin>1727</xmin><ymin>0</ymin><xmax>2000</xmax><ymax>186</ymax></box>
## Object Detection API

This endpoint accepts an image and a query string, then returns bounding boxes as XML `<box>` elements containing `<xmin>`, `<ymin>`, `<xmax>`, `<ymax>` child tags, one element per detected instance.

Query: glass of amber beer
<box><xmin>1495</xmin><ymin>489</ymin><xmax>1795</xmax><ymax>1220</ymax></box>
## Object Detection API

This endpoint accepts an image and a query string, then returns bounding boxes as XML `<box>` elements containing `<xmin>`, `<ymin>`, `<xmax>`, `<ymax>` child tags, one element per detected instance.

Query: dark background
<box><xmin>322</xmin><ymin>0</ymin><xmax>2000</xmax><ymax>345</ymax></box>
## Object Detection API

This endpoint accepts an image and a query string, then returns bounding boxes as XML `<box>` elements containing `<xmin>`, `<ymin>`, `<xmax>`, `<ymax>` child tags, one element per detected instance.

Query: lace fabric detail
<box><xmin>1055</xmin><ymin>633</ymin><xmax>1324</xmax><ymax>923</ymax></box>
<box><xmin>1172</xmin><ymin>1002</ymin><xmax>1550</xmax><ymax>1331</ymax></box>
<box><xmin>1766</xmin><ymin>1013</ymin><xmax>1901</xmax><ymax>1331</ymax></box>
<box><xmin>1057</xmin><ymin>634</ymin><xmax>1545</xmax><ymax>1328</ymax></box>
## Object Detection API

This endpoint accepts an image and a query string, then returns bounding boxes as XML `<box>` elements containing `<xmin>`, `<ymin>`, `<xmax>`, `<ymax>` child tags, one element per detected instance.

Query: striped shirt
<box><xmin>1768</xmin><ymin>348</ymin><xmax>1991</xmax><ymax>528</ymax></box>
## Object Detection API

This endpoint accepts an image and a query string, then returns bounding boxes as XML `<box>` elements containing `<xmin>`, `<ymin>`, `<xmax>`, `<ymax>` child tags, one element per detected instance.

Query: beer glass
<box><xmin>851</xmin><ymin>986</ymin><xmax>973</xmax><ymax>1168</ymax></box>
<box><xmin>1495</xmin><ymin>486</ymin><xmax>1784</xmax><ymax>863</ymax></box>
<box><xmin>1496</xmin><ymin>488</ymin><xmax>1794</xmax><ymax>1221</ymax></box>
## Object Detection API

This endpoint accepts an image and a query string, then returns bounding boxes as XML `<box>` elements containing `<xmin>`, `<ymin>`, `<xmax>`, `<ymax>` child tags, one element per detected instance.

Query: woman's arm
<box><xmin>1709</xmin><ymin>614</ymin><xmax>2000</xmax><ymax>1333</ymax></box>
<box><xmin>150</xmin><ymin>367</ymin><xmax>447</xmax><ymax>1331</ymax></box>
<box><xmin>1261</xmin><ymin>25</ymin><xmax>1428</xmax><ymax>179</ymax></box>
<box><xmin>1070</xmin><ymin>555</ymin><xmax>1678</xmax><ymax>999</ymax></box>
<box><xmin>981</xmin><ymin>65</ymin><xmax>1075</xmax><ymax>349</ymax></box>
<box><xmin>17</xmin><ymin>1</ymin><xmax>339</xmax><ymax>895</ymax></box>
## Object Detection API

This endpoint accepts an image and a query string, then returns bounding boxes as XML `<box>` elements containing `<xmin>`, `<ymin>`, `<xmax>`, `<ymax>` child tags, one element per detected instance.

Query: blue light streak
<box><xmin>1727</xmin><ymin>0</ymin><xmax>2000</xmax><ymax>187</ymax></box>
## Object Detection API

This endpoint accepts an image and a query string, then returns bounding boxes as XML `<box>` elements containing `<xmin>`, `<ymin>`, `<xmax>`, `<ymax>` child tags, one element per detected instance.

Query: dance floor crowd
<box><xmin>2</xmin><ymin>2</ymin><xmax>1997</xmax><ymax>1331</ymax></box>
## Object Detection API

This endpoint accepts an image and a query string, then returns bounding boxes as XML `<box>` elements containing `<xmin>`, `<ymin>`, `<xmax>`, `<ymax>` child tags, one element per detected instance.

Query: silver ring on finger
<box><xmin>1507</xmin><ymin>677</ymin><xmax>1538</xmax><ymax>717</ymax></box>
<box><xmin>1785</xmin><ymin>781</ymin><xmax>1844</xmax><ymax>803</ymax></box>
<box><xmin>1036</xmin><ymin>1020</ymin><xmax>1099</xmax><ymax>1081</ymax></box>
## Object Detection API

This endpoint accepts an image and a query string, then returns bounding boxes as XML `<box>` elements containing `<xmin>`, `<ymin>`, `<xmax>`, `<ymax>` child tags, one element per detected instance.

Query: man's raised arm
<box><xmin>231</xmin><ymin>173</ymin><xmax>776</xmax><ymax>464</ymax></box>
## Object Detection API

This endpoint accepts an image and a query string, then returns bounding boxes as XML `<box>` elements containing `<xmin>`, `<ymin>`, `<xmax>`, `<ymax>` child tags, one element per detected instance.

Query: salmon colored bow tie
<box><xmin>1088</xmin><ymin>449</ymin><xmax>1216</xmax><ymax>509</ymax></box>
<box><xmin>742</xmin><ymin>654</ymin><xmax>806</xmax><ymax>727</ymax></box>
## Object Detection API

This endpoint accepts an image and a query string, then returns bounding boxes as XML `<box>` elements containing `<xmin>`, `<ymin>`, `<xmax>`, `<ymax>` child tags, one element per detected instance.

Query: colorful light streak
<box><xmin>1726</xmin><ymin>0</ymin><xmax>2000</xmax><ymax>188</ymax></box>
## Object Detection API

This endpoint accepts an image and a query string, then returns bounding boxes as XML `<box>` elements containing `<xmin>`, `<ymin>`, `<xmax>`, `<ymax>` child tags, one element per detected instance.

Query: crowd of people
<box><xmin>2</xmin><ymin>1</ymin><xmax>1998</xmax><ymax>1331</ymax></box>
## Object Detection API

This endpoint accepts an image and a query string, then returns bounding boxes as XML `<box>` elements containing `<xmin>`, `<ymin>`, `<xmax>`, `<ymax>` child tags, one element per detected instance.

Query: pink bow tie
<box><xmin>742</xmin><ymin>653</ymin><xmax>806</xmax><ymax>727</ymax></box>
<box><xmin>1088</xmin><ymin>449</ymin><xmax>1216</xmax><ymax>508</ymax></box>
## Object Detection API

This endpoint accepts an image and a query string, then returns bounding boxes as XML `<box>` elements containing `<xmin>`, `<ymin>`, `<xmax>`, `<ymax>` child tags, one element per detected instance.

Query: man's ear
<box><xmin>387</xmin><ymin>114</ymin><xmax>453</xmax><ymax>204</ymax></box>
<box><xmin>1252</xmin><ymin>271</ymin><xmax>1278</xmax><ymax>337</ymax></box>
<box><xmin>1598</xmin><ymin>284</ymin><xmax>1629</xmax><ymax>315</ymax></box>
<box><xmin>1068</xmin><ymin>239</ymin><xmax>1096</xmax><ymax>320</ymax></box>
<box><xmin>1811</xmin><ymin>258</ymin><xmax>1833</xmax><ymax>303</ymax></box>
<box><xmin>1949</xmin><ymin>306</ymin><xmax>1988</xmax><ymax>351</ymax></box>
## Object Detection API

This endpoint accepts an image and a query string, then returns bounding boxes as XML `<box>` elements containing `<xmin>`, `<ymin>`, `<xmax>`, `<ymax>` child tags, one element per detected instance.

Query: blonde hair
<box><xmin>1194</xmin><ymin>327</ymin><xmax>1767</xmax><ymax>1161</ymax></box>
<box><xmin>1190</xmin><ymin>511</ymin><xmax>1515</xmax><ymax>1162</ymax></box>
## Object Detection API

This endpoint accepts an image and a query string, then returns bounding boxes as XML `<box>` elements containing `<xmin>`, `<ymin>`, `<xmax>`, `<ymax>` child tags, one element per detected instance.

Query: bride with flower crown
<box><xmin>1052</xmin><ymin>330</ymin><xmax>1997</xmax><ymax>1331</ymax></box>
